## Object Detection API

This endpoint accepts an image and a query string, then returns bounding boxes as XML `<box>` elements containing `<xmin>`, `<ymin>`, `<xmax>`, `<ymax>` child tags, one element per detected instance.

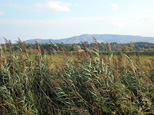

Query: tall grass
<box><xmin>0</xmin><ymin>41</ymin><xmax>154</xmax><ymax>114</ymax></box>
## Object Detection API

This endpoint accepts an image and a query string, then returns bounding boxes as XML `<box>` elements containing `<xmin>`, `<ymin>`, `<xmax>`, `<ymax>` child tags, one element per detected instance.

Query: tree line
<box><xmin>2</xmin><ymin>40</ymin><xmax>154</xmax><ymax>55</ymax></box>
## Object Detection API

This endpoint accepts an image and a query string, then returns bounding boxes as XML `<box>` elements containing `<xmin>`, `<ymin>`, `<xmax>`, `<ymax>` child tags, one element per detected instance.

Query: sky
<box><xmin>0</xmin><ymin>0</ymin><xmax>154</xmax><ymax>41</ymax></box>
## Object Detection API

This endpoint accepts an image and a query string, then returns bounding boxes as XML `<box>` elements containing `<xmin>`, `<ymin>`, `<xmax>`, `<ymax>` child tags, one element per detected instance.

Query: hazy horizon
<box><xmin>0</xmin><ymin>0</ymin><xmax>154</xmax><ymax>41</ymax></box>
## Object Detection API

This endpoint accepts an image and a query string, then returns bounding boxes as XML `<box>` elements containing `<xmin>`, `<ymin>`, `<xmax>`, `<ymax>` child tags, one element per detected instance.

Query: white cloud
<box><xmin>47</xmin><ymin>0</ymin><xmax>71</xmax><ymax>12</ymax></box>
<box><xmin>0</xmin><ymin>1</ymin><xmax>72</xmax><ymax>12</ymax></box>
<box><xmin>0</xmin><ymin>11</ymin><xmax>5</xmax><ymax>15</ymax></box>
<box><xmin>111</xmin><ymin>3</ymin><xmax>118</xmax><ymax>10</ymax></box>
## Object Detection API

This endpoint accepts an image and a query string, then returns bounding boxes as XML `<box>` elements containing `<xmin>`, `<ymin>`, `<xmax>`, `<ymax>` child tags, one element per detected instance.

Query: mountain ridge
<box><xmin>24</xmin><ymin>34</ymin><xmax>154</xmax><ymax>44</ymax></box>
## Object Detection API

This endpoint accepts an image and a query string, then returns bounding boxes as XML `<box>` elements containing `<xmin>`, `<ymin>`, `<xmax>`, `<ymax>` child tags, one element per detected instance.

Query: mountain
<box><xmin>24</xmin><ymin>34</ymin><xmax>154</xmax><ymax>44</ymax></box>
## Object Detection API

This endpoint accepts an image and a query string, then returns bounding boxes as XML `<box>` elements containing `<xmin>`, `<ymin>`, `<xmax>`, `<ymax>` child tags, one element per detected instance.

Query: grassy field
<box><xmin>0</xmin><ymin>44</ymin><xmax>154</xmax><ymax>114</ymax></box>
<box><xmin>48</xmin><ymin>53</ymin><xmax>154</xmax><ymax>70</ymax></box>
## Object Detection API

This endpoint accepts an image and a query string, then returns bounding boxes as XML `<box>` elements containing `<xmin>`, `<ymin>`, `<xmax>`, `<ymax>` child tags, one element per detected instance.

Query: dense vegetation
<box><xmin>0</xmin><ymin>40</ymin><xmax>154</xmax><ymax>114</ymax></box>
<box><xmin>10</xmin><ymin>40</ymin><xmax>154</xmax><ymax>51</ymax></box>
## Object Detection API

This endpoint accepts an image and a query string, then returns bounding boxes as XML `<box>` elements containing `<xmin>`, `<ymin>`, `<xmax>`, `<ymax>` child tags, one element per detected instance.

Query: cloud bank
<box><xmin>0</xmin><ymin>0</ymin><xmax>72</xmax><ymax>12</ymax></box>
<box><xmin>1</xmin><ymin>15</ymin><xmax>154</xmax><ymax>41</ymax></box>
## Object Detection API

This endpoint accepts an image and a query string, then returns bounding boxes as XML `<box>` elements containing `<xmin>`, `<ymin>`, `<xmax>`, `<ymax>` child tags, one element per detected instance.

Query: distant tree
<box><xmin>74</xmin><ymin>45</ymin><xmax>81</xmax><ymax>51</ymax></box>
<box><xmin>106</xmin><ymin>43</ymin><xmax>111</xmax><ymax>52</ymax></box>
<box><xmin>123</xmin><ymin>45</ymin><xmax>130</xmax><ymax>52</ymax></box>
<box><xmin>130</xmin><ymin>42</ymin><xmax>135</xmax><ymax>48</ymax></box>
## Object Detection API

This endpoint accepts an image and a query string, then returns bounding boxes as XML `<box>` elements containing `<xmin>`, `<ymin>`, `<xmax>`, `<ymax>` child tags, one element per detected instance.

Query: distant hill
<box><xmin>24</xmin><ymin>34</ymin><xmax>154</xmax><ymax>44</ymax></box>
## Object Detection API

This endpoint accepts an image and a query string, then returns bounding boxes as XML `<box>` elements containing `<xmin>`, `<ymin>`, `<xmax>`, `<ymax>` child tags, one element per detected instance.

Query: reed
<box><xmin>0</xmin><ymin>40</ymin><xmax>153</xmax><ymax>114</ymax></box>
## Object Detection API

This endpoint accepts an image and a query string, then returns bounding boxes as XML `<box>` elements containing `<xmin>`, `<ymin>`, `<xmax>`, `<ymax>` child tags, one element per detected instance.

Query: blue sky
<box><xmin>0</xmin><ymin>0</ymin><xmax>154</xmax><ymax>41</ymax></box>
